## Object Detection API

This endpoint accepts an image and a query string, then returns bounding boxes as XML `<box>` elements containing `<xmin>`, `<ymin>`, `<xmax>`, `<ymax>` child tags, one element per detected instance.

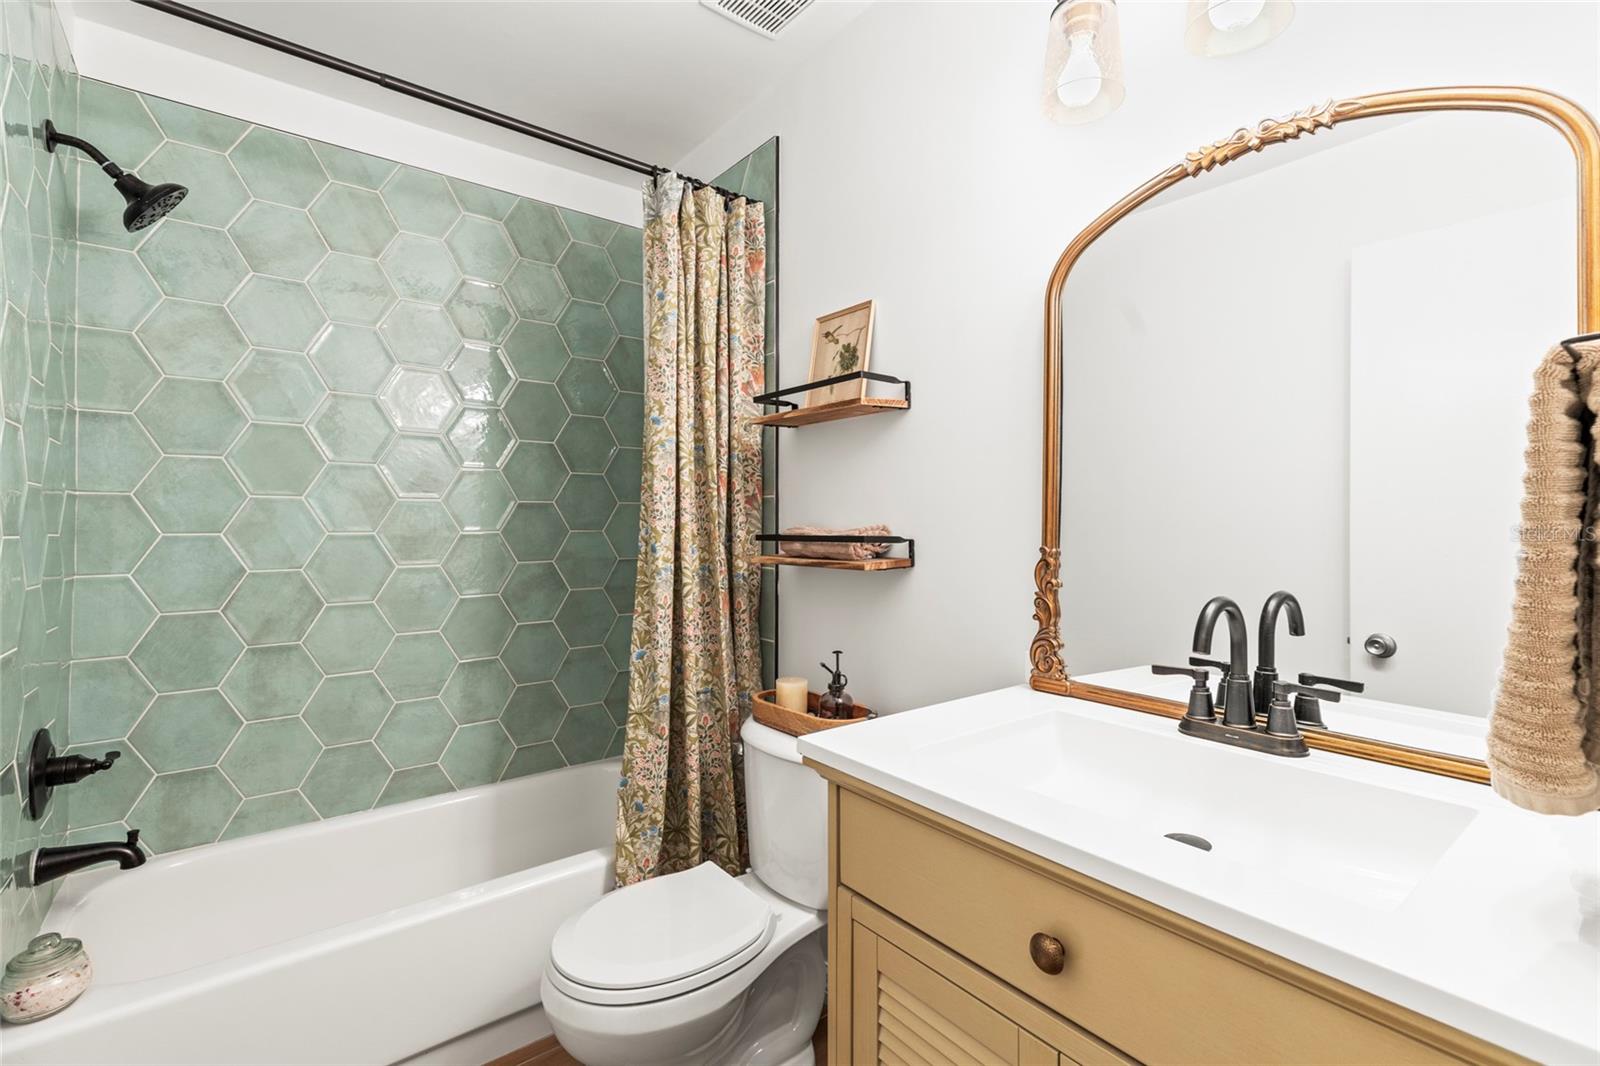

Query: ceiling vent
<box><xmin>701</xmin><ymin>0</ymin><xmax>815</xmax><ymax>39</ymax></box>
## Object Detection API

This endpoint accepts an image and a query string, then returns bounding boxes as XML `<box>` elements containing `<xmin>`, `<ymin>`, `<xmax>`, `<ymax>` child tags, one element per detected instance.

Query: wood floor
<box><xmin>486</xmin><ymin>1017</ymin><xmax>826</xmax><ymax>1066</ymax></box>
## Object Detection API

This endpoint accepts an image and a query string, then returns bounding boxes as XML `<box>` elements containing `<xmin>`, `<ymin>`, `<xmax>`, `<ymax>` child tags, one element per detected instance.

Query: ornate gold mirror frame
<box><xmin>1031</xmin><ymin>87</ymin><xmax>1600</xmax><ymax>784</ymax></box>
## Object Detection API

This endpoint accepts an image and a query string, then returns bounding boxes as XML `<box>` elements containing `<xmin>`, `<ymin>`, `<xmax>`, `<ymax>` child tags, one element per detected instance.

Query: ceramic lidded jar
<box><xmin>1</xmin><ymin>933</ymin><xmax>92</xmax><ymax>1024</ymax></box>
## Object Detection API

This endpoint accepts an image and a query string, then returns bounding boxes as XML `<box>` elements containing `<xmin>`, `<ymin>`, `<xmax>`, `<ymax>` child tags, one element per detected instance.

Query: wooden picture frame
<box><xmin>805</xmin><ymin>300</ymin><xmax>876</xmax><ymax>407</ymax></box>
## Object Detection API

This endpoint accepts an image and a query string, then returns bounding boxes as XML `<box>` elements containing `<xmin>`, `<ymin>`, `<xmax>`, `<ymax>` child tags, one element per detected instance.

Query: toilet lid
<box><xmin>550</xmin><ymin>863</ymin><xmax>775</xmax><ymax>994</ymax></box>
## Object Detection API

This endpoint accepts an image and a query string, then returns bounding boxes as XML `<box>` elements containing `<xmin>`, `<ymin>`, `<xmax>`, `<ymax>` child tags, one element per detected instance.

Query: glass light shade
<box><xmin>1041</xmin><ymin>0</ymin><xmax>1125</xmax><ymax>126</ymax></box>
<box><xmin>1184</xmin><ymin>0</ymin><xmax>1294</xmax><ymax>57</ymax></box>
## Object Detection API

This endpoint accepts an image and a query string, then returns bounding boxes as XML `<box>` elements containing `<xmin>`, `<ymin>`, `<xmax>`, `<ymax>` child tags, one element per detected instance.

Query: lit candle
<box><xmin>775</xmin><ymin>676</ymin><xmax>809</xmax><ymax>714</ymax></box>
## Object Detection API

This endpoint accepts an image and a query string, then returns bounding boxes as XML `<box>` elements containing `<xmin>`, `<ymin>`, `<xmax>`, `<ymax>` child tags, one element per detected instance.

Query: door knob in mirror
<box><xmin>1363</xmin><ymin>633</ymin><xmax>1398</xmax><ymax>659</ymax></box>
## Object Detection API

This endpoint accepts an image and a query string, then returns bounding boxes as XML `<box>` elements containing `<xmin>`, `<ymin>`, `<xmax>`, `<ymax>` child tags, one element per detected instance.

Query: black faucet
<box><xmin>1192</xmin><ymin>596</ymin><xmax>1253</xmax><ymax>727</ymax></box>
<box><xmin>29</xmin><ymin>830</ymin><xmax>145</xmax><ymax>886</ymax></box>
<box><xmin>1253</xmin><ymin>591</ymin><xmax>1305</xmax><ymax>721</ymax></box>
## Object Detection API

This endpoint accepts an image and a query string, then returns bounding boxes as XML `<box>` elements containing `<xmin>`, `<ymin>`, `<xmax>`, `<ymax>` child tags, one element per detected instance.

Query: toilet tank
<box><xmin>741</xmin><ymin>716</ymin><xmax>828</xmax><ymax>911</ymax></box>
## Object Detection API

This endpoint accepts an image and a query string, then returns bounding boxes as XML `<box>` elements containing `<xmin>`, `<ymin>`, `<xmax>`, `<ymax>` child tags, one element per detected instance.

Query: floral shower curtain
<box><xmin>614</xmin><ymin>174</ymin><xmax>766</xmax><ymax>885</ymax></box>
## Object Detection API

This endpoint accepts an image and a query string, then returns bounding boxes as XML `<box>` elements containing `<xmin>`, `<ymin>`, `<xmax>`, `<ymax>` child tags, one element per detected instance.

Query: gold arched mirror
<box><xmin>1031</xmin><ymin>87</ymin><xmax>1600</xmax><ymax>782</ymax></box>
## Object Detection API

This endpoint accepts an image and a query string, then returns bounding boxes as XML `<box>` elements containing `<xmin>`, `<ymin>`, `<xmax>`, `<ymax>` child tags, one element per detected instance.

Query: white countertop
<box><xmin>799</xmin><ymin>686</ymin><xmax>1600</xmax><ymax>1064</ymax></box>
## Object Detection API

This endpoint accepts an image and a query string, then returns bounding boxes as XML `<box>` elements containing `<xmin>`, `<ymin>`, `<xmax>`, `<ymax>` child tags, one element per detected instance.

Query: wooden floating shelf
<box><xmin>750</xmin><ymin>396</ymin><xmax>909</xmax><ymax>428</ymax></box>
<box><xmin>756</xmin><ymin>554</ymin><xmax>914</xmax><ymax>571</ymax></box>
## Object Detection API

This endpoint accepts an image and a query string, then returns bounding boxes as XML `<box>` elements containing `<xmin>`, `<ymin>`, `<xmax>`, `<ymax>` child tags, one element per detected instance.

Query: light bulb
<box><xmin>1055</xmin><ymin>31</ymin><xmax>1104</xmax><ymax>108</ymax></box>
<box><xmin>1206</xmin><ymin>0</ymin><xmax>1265</xmax><ymax>32</ymax></box>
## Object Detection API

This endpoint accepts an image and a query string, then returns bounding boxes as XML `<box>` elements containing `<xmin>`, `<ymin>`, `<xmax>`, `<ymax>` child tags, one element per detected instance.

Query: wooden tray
<box><xmin>752</xmin><ymin>689</ymin><xmax>874</xmax><ymax>737</ymax></box>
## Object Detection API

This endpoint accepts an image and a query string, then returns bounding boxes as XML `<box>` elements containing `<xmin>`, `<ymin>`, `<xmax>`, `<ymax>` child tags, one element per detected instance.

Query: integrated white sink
<box><xmin>798</xmin><ymin>685</ymin><xmax>1600</xmax><ymax>1065</ymax></box>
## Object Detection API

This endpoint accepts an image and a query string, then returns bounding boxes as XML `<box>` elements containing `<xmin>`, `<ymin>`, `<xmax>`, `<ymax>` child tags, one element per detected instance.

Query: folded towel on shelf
<box><xmin>778</xmin><ymin>524</ymin><xmax>893</xmax><ymax>561</ymax></box>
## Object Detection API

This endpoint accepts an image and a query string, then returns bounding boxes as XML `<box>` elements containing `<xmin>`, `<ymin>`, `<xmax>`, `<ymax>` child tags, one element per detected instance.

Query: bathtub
<box><xmin>1</xmin><ymin>759</ymin><xmax>621</xmax><ymax>1066</ymax></box>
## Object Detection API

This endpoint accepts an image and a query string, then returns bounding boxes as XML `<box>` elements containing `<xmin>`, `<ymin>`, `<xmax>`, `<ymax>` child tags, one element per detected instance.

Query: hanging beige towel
<box><xmin>778</xmin><ymin>524</ymin><xmax>893</xmax><ymax>561</ymax></box>
<box><xmin>1489</xmin><ymin>338</ymin><xmax>1600</xmax><ymax>814</ymax></box>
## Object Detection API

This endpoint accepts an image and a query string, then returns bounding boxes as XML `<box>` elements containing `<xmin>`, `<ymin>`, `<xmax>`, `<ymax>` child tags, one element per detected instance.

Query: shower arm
<box><xmin>43</xmin><ymin>122</ymin><xmax>125</xmax><ymax>176</ymax></box>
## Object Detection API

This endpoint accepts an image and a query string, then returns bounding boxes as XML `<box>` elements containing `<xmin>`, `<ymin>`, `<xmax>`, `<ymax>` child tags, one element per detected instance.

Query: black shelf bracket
<box><xmin>752</xmin><ymin>371</ymin><xmax>911</xmax><ymax>413</ymax></box>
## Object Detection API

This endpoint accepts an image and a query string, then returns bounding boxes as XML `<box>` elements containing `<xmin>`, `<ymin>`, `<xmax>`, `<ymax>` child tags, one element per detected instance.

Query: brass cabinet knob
<box><xmin>1028</xmin><ymin>932</ymin><xmax>1066</xmax><ymax>975</ymax></box>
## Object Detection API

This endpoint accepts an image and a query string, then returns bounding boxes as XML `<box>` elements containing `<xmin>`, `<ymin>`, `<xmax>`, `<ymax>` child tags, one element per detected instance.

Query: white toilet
<box><xmin>541</xmin><ymin>716</ymin><xmax>828</xmax><ymax>1066</ymax></box>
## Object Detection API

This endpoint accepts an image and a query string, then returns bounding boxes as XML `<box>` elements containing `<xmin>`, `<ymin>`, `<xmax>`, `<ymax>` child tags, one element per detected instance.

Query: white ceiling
<box><xmin>70</xmin><ymin>0</ymin><xmax>873</xmax><ymax>168</ymax></box>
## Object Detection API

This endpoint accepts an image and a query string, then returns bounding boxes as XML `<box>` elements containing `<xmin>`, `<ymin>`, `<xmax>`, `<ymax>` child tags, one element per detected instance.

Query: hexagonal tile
<box><xmin>606</xmin><ymin>336</ymin><xmax>644</xmax><ymax>393</ymax></box>
<box><xmin>604</xmin><ymin>503</ymin><xmax>640</xmax><ymax>560</ymax></box>
<box><xmin>136</xmin><ymin>300</ymin><xmax>248</xmax><ymax>379</ymax></box>
<box><xmin>228</xmin><ymin>276</ymin><xmax>327</xmax><ymax>351</ymax></box>
<box><xmin>77</xmin><ymin>328</ymin><xmax>161</xmax><ymax>412</ymax></box>
<box><xmin>220</xmin><ymin>717</ymin><xmax>321</xmax><ymax>796</ymax></box>
<box><xmin>605</xmin><ymin>282</ymin><xmax>643</xmax><ymax>339</ymax></box>
<box><xmin>447</xmin><ymin>343</ymin><xmax>514</xmax><ymax>405</ymax></box>
<box><xmin>74</xmin><ymin>494</ymin><xmax>158</xmax><ymax>575</ymax></box>
<box><xmin>554</xmin><ymin>417</ymin><xmax>616</xmax><ymax>475</ymax></box>
<box><xmin>442</xmin><ymin>595</ymin><xmax>514</xmax><ymax>660</ymax></box>
<box><xmin>604</xmin><ymin>558</ymin><xmax>638</xmax><ymax>613</ymax></box>
<box><xmin>72</xmin><ymin>577</ymin><xmax>156</xmax><ymax>658</ymax></box>
<box><xmin>303</xmin><ymin>673</ymin><xmax>392</xmax><ymax>745</ymax></box>
<box><xmin>137</xmin><ymin>378</ymin><xmax>246</xmax><ymax>455</ymax></box>
<box><xmin>136</xmin><ymin>457</ymin><xmax>246</xmax><ymax>534</ymax></box>
<box><xmin>306</xmin><ymin>535</ymin><xmax>395</xmax><ymax>603</ymax></box>
<box><xmin>555</xmin><ymin>475</ymin><xmax>615</xmax><ymax>531</ymax></box>
<box><xmin>307</xmin><ymin>464</ymin><xmax>395</xmax><ymax>532</ymax></box>
<box><xmin>607</xmin><ymin>226</ymin><xmax>644</xmax><ymax>284</ymax></box>
<box><xmin>381</xmin><ymin>233</ymin><xmax>461</xmax><ymax>302</ymax></box>
<box><xmin>222</xmin><ymin>644</ymin><xmax>321</xmax><ymax>720</ymax></box>
<box><xmin>229</xmin><ymin>126</ymin><xmax>328</xmax><ymax>208</ymax></box>
<box><xmin>376</xmin><ymin>632</ymin><xmax>456</xmax><ymax>700</ymax></box>
<box><xmin>310</xmin><ymin>183</ymin><xmax>397</xmax><ymax>258</ymax></box>
<box><xmin>444</xmin><ymin>533</ymin><xmax>514</xmax><ymax>595</ymax></box>
<box><xmin>556</xmin><ymin>301</ymin><xmax>617</xmax><ymax>359</ymax></box>
<box><xmin>501</xmin><ymin>682</ymin><xmax>565</xmax><ymax>744</ymax></box>
<box><xmin>559</xmin><ymin>208</ymin><xmax>618</xmax><ymax>246</ymax></box>
<box><xmin>441</xmin><ymin>722</ymin><xmax>512</xmax><ymax>788</ymax></box>
<box><xmin>133</xmin><ymin>535</ymin><xmax>245</xmax><ymax>612</ymax></box>
<box><xmin>375</xmin><ymin>698</ymin><xmax>455</xmax><ymax>768</ymax></box>
<box><xmin>501</xmin><ymin>622</ymin><xmax>566</xmax><ymax>684</ymax></box>
<box><xmin>555</xmin><ymin>646</ymin><xmax>615</xmax><ymax>707</ymax></box>
<box><xmin>503</xmin><ymin>442</ymin><xmax>567</xmax><ymax>502</ymax></box>
<box><xmin>555</xmin><ymin>588</ymin><xmax>616</xmax><ymax>648</ymax></box>
<box><xmin>377</xmin><ymin>435</ymin><xmax>456</xmax><ymax>498</ymax></box>
<box><xmin>378</xmin><ymin>765</ymin><xmax>454</xmax><ymax>806</ymax></box>
<box><xmin>133</xmin><ymin>90</ymin><xmax>246</xmax><ymax>151</ymax></box>
<box><xmin>224</xmin><ymin>570</ymin><xmax>323</xmax><ymax>645</ymax></box>
<box><xmin>605</xmin><ymin>448</ymin><xmax>642</xmax><ymax>504</ymax></box>
<box><xmin>132</xmin><ymin>613</ymin><xmax>244</xmax><ymax>692</ymax></box>
<box><xmin>504</xmin><ymin>381</ymin><xmax>567</xmax><ymax>441</ymax></box>
<box><xmin>604</xmin><ymin>672</ymin><xmax>631</xmax><ymax>726</ymax></box>
<box><xmin>138</xmin><ymin>221</ymin><xmax>248</xmax><ymax>303</ymax></box>
<box><xmin>503</xmin><ymin>561</ymin><xmax>567</xmax><ymax>623</ymax></box>
<box><xmin>605</xmin><ymin>391</ymin><xmax>644</xmax><ymax>451</ymax></box>
<box><xmin>69</xmin><ymin>659</ymin><xmax>155</xmax><ymax>745</ymax></box>
<box><xmin>129</xmin><ymin>768</ymin><xmax>241</xmax><ymax>853</ymax></box>
<box><xmin>143</xmin><ymin>141</ymin><xmax>250</xmax><ymax>229</ymax></box>
<box><xmin>505</xmin><ymin>200</ymin><xmax>570</xmax><ymax>263</ymax></box>
<box><xmin>556</xmin><ymin>531</ymin><xmax>617</xmax><ymax>589</ymax></box>
<box><xmin>76</xmin><ymin>79</ymin><xmax>164</xmax><ymax>169</ymax></box>
<box><xmin>445</xmin><ymin>470</ymin><xmax>514</xmax><ymax>532</ymax></box>
<box><xmin>382</xmin><ymin>167</ymin><xmax>459</xmax><ymax>238</ymax></box>
<box><xmin>503</xmin><ymin>503</ymin><xmax>567</xmax><ymax>562</ymax></box>
<box><xmin>304</xmin><ymin>603</ymin><xmax>394</xmax><ymax>674</ymax></box>
<box><xmin>222</xmin><ymin>793</ymin><xmax>319</xmax><ymax>839</ymax></box>
<box><xmin>309</xmin><ymin>323</ymin><xmax>395</xmax><ymax>392</ymax></box>
<box><xmin>228</xmin><ymin>350</ymin><xmax>326</xmax><ymax>423</ymax></box>
<box><xmin>308</xmin><ymin>254</ymin><xmax>397</xmax><ymax>326</ymax></box>
<box><xmin>555</xmin><ymin>359</ymin><xmax>617</xmax><ymax>418</ymax></box>
<box><xmin>224</xmin><ymin>497</ymin><xmax>324</xmax><ymax>569</ymax></box>
<box><xmin>445</xmin><ymin>280</ymin><xmax>514</xmax><ymax>342</ymax></box>
<box><xmin>555</xmin><ymin>703</ymin><xmax>614</xmax><ymax>764</ymax></box>
<box><xmin>379</xmin><ymin>301</ymin><xmax>458</xmax><ymax>367</ymax></box>
<box><xmin>301</xmin><ymin>743</ymin><xmax>390</xmax><ymax>818</ymax></box>
<box><xmin>446</xmin><ymin>407</ymin><xmax>515</xmax><ymax>469</ymax></box>
<box><xmin>556</xmin><ymin>242</ymin><xmax>617</xmax><ymax>304</ymax></box>
<box><xmin>504</xmin><ymin>743</ymin><xmax>566</xmax><ymax>779</ymax></box>
<box><xmin>441</xmin><ymin>659</ymin><xmax>515</xmax><ymax>724</ymax></box>
<box><xmin>376</xmin><ymin>566</ymin><xmax>455</xmax><ymax>632</ymax></box>
<box><xmin>448</xmin><ymin>176</ymin><xmax>518</xmax><ymax>221</ymax></box>
<box><xmin>76</xmin><ymin>246</ymin><xmax>160</xmax><ymax>330</ymax></box>
<box><xmin>503</xmin><ymin>320</ymin><xmax>570</xmax><ymax>382</ymax></box>
<box><xmin>309</xmin><ymin>394</ymin><xmax>394</xmax><ymax>462</ymax></box>
<box><xmin>65</xmin><ymin>746</ymin><xmax>153</xmax><ymax>830</ymax></box>
<box><xmin>504</xmin><ymin>260</ymin><xmax>568</xmax><ymax>322</ymax></box>
<box><xmin>228</xmin><ymin>201</ymin><xmax>327</xmax><ymax>280</ymax></box>
<box><xmin>311</xmin><ymin>143</ymin><xmax>399</xmax><ymax>190</ymax></box>
<box><xmin>604</xmin><ymin>614</ymin><xmax>633</xmax><ymax>670</ymax></box>
<box><xmin>377</xmin><ymin>499</ymin><xmax>457</xmax><ymax>563</ymax></box>
<box><xmin>445</xmin><ymin>216</ymin><xmax>516</xmax><ymax>281</ymax></box>
<box><xmin>380</xmin><ymin>368</ymin><xmax>458</xmax><ymax>432</ymax></box>
<box><xmin>227</xmin><ymin>424</ymin><xmax>325</xmax><ymax>495</ymax></box>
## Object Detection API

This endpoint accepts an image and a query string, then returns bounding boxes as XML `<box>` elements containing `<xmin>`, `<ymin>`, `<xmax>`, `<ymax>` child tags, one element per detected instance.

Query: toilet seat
<box><xmin>548</xmin><ymin>863</ymin><xmax>777</xmax><ymax>1007</ymax></box>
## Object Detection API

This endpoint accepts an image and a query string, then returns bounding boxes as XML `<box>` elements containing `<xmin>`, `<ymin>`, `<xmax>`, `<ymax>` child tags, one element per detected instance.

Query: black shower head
<box><xmin>44</xmin><ymin>120</ymin><xmax>188</xmax><ymax>233</ymax></box>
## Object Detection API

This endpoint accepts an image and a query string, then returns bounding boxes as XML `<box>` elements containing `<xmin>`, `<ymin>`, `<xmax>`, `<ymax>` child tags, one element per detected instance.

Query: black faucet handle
<box><xmin>1152</xmin><ymin>664</ymin><xmax>1208</xmax><ymax>684</ymax></box>
<box><xmin>1187</xmin><ymin>656</ymin><xmax>1230</xmax><ymax>673</ymax></box>
<box><xmin>1297</xmin><ymin>672</ymin><xmax>1364</xmax><ymax>694</ymax></box>
<box><xmin>1275</xmin><ymin>681</ymin><xmax>1343</xmax><ymax>704</ymax></box>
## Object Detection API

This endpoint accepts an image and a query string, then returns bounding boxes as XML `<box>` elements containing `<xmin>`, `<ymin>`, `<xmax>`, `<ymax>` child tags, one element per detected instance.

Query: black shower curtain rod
<box><xmin>130</xmin><ymin>0</ymin><xmax>752</xmax><ymax>202</ymax></box>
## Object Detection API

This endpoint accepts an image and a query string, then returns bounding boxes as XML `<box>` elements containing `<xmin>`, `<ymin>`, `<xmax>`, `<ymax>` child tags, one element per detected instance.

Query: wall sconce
<box><xmin>1041</xmin><ymin>0</ymin><xmax>1124</xmax><ymax>125</ymax></box>
<box><xmin>1184</xmin><ymin>0</ymin><xmax>1294</xmax><ymax>57</ymax></box>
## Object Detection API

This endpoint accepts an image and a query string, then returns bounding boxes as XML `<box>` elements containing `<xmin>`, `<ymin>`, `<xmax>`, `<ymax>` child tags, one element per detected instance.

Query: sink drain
<box><xmin>1164</xmin><ymin>832</ymin><xmax>1212</xmax><ymax>852</ymax></box>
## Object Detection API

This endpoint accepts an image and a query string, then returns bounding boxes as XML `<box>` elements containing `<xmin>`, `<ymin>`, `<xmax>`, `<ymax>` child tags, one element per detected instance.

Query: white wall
<box><xmin>675</xmin><ymin>0</ymin><xmax>1600</xmax><ymax>715</ymax></box>
<box><xmin>62</xmin><ymin>10</ymin><xmax>641</xmax><ymax>224</ymax></box>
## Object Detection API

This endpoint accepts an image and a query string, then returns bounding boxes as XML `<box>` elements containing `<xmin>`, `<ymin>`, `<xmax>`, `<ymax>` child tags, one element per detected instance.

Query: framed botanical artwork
<box><xmin>805</xmin><ymin>299</ymin><xmax>876</xmax><ymax>407</ymax></box>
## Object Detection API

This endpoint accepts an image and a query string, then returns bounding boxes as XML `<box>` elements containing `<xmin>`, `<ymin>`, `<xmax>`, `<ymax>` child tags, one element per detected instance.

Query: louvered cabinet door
<box><xmin>850</xmin><ymin>922</ymin><xmax>1060</xmax><ymax>1066</ymax></box>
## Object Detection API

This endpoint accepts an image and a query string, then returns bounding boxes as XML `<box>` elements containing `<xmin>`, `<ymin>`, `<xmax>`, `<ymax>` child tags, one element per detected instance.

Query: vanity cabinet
<box><xmin>820</xmin><ymin>770</ymin><xmax>1528</xmax><ymax>1066</ymax></box>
